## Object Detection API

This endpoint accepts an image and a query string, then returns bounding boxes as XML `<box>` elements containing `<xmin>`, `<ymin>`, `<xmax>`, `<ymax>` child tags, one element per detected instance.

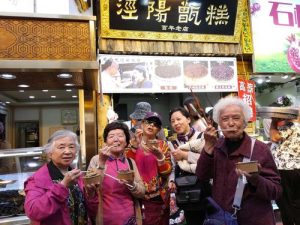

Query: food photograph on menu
<box><xmin>183</xmin><ymin>60</ymin><xmax>209</xmax><ymax>90</ymax></box>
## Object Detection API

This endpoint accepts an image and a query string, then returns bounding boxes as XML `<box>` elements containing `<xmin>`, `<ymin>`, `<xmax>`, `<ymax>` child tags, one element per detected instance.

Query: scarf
<box><xmin>47</xmin><ymin>161</ymin><xmax>88</xmax><ymax>225</ymax></box>
<box><xmin>176</xmin><ymin>127</ymin><xmax>195</xmax><ymax>143</ymax></box>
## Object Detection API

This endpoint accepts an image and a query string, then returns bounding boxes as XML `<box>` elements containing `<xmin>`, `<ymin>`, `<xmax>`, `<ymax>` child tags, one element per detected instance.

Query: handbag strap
<box><xmin>232</xmin><ymin>138</ymin><xmax>255</xmax><ymax>215</ymax></box>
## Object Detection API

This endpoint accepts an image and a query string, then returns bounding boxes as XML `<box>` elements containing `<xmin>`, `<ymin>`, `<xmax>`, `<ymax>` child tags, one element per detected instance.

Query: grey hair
<box><xmin>44</xmin><ymin>129</ymin><xmax>80</xmax><ymax>154</ymax></box>
<box><xmin>213</xmin><ymin>96</ymin><xmax>252</xmax><ymax>126</ymax></box>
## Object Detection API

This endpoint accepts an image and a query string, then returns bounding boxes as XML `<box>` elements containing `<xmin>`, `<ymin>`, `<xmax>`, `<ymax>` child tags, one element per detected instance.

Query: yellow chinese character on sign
<box><xmin>215</xmin><ymin>5</ymin><xmax>229</xmax><ymax>25</ymax></box>
<box><xmin>178</xmin><ymin>1</ymin><xmax>201</xmax><ymax>25</ymax></box>
<box><xmin>147</xmin><ymin>0</ymin><xmax>171</xmax><ymax>23</ymax></box>
<box><xmin>205</xmin><ymin>4</ymin><xmax>229</xmax><ymax>25</ymax></box>
<box><xmin>116</xmin><ymin>0</ymin><xmax>138</xmax><ymax>20</ymax></box>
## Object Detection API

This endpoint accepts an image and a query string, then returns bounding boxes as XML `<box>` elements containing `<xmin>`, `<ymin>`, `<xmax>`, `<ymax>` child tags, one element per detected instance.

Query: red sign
<box><xmin>238</xmin><ymin>79</ymin><xmax>256</xmax><ymax>122</ymax></box>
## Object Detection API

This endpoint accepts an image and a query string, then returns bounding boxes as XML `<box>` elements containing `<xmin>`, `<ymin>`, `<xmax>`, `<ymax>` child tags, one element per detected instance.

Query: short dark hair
<box><xmin>102</xmin><ymin>59</ymin><xmax>113</xmax><ymax>71</ymax></box>
<box><xmin>103</xmin><ymin>121</ymin><xmax>130</xmax><ymax>146</ymax></box>
<box><xmin>169</xmin><ymin>107</ymin><xmax>190</xmax><ymax>121</ymax></box>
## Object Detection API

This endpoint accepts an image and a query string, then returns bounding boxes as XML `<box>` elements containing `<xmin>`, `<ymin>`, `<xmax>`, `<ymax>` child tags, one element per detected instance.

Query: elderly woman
<box><xmin>196</xmin><ymin>96</ymin><xmax>282</xmax><ymax>225</ymax></box>
<box><xmin>88</xmin><ymin>121</ymin><xmax>145</xmax><ymax>225</ymax></box>
<box><xmin>168</xmin><ymin>107</ymin><xmax>210</xmax><ymax>225</ymax></box>
<box><xmin>126</xmin><ymin>112</ymin><xmax>172</xmax><ymax>225</ymax></box>
<box><xmin>24</xmin><ymin>130</ymin><xmax>98</xmax><ymax>225</ymax></box>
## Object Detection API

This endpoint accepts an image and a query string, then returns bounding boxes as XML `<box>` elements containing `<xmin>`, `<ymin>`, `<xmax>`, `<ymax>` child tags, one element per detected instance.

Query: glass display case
<box><xmin>0</xmin><ymin>147</ymin><xmax>47</xmax><ymax>225</ymax></box>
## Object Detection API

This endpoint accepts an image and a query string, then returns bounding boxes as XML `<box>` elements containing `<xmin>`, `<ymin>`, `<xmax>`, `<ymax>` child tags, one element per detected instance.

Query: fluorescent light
<box><xmin>18</xmin><ymin>84</ymin><xmax>29</xmax><ymax>88</ymax></box>
<box><xmin>19</xmin><ymin>90</ymin><xmax>25</xmax><ymax>92</ymax></box>
<box><xmin>66</xmin><ymin>89</ymin><xmax>72</xmax><ymax>92</ymax></box>
<box><xmin>64</xmin><ymin>83</ymin><xmax>75</xmax><ymax>87</ymax></box>
<box><xmin>5</xmin><ymin>101</ymin><xmax>10</xmax><ymax>104</ymax></box>
<box><xmin>57</xmin><ymin>73</ymin><xmax>72</xmax><ymax>78</ymax></box>
<box><xmin>29</xmin><ymin>96</ymin><xmax>35</xmax><ymax>99</ymax></box>
<box><xmin>72</xmin><ymin>95</ymin><xmax>77</xmax><ymax>98</ymax></box>
<box><xmin>51</xmin><ymin>96</ymin><xmax>56</xmax><ymax>98</ymax></box>
<box><xmin>42</xmin><ymin>90</ymin><xmax>48</xmax><ymax>92</ymax></box>
<box><xmin>0</xmin><ymin>74</ymin><xmax>16</xmax><ymax>79</ymax></box>
<box><xmin>281</xmin><ymin>75</ymin><xmax>288</xmax><ymax>79</ymax></box>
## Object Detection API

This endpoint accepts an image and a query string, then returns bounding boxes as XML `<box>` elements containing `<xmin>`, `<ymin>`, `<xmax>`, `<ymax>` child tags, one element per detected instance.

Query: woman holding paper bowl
<box><xmin>196</xmin><ymin>96</ymin><xmax>281</xmax><ymax>225</ymax></box>
<box><xmin>24</xmin><ymin>130</ymin><xmax>99</xmax><ymax>225</ymax></box>
<box><xmin>88</xmin><ymin>121</ymin><xmax>145</xmax><ymax>225</ymax></box>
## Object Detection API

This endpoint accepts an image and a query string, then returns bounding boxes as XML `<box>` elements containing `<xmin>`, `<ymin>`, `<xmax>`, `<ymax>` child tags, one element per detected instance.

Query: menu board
<box><xmin>99</xmin><ymin>54</ymin><xmax>238</xmax><ymax>94</ymax></box>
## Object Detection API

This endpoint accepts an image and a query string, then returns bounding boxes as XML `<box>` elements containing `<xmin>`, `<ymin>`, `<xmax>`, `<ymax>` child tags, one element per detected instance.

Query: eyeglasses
<box><xmin>144</xmin><ymin>120</ymin><xmax>160</xmax><ymax>128</ymax></box>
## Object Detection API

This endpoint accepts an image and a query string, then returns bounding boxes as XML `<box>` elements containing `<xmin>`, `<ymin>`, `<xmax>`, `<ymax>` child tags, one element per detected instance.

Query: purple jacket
<box><xmin>196</xmin><ymin>134</ymin><xmax>282</xmax><ymax>225</ymax></box>
<box><xmin>24</xmin><ymin>165</ymin><xmax>98</xmax><ymax>225</ymax></box>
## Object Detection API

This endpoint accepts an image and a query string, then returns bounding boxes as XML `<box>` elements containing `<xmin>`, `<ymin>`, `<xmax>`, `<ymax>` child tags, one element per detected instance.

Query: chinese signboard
<box><xmin>100</xmin><ymin>0</ymin><xmax>245</xmax><ymax>43</ymax></box>
<box><xmin>99</xmin><ymin>54</ymin><xmax>238</xmax><ymax>94</ymax></box>
<box><xmin>250</xmin><ymin>0</ymin><xmax>300</xmax><ymax>73</ymax></box>
<box><xmin>238</xmin><ymin>79</ymin><xmax>256</xmax><ymax>122</ymax></box>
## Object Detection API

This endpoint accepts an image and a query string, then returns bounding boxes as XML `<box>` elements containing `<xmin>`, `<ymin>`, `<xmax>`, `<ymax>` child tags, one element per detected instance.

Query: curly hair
<box><xmin>213</xmin><ymin>96</ymin><xmax>252</xmax><ymax>127</ymax></box>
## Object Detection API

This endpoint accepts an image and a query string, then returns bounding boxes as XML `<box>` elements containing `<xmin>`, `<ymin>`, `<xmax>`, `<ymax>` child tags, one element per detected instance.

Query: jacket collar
<box><xmin>215</xmin><ymin>132</ymin><xmax>252</xmax><ymax>158</ymax></box>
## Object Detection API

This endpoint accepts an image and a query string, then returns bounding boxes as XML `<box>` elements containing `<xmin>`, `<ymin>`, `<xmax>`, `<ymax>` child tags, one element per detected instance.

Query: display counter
<box><xmin>0</xmin><ymin>147</ymin><xmax>47</xmax><ymax>225</ymax></box>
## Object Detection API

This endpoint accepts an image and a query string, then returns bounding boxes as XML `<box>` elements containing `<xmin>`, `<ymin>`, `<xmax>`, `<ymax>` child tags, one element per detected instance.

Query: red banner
<box><xmin>238</xmin><ymin>79</ymin><xmax>256</xmax><ymax>122</ymax></box>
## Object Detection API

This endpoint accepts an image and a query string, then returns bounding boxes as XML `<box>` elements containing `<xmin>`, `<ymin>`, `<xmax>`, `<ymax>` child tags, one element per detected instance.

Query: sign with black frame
<box><xmin>100</xmin><ymin>0</ymin><xmax>245</xmax><ymax>43</ymax></box>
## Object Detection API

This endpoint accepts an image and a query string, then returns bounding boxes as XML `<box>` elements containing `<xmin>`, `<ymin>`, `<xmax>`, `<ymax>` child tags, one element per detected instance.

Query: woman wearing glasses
<box><xmin>126</xmin><ymin>112</ymin><xmax>172</xmax><ymax>225</ymax></box>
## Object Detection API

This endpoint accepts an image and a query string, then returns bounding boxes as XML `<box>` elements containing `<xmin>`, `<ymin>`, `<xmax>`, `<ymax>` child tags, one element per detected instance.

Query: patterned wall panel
<box><xmin>0</xmin><ymin>18</ymin><xmax>92</xmax><ymax>60</ymax></box>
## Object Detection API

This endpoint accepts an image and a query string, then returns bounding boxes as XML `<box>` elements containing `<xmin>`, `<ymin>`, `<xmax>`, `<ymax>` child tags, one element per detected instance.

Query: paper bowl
<box><xmin>117</xmin><ymin>170</ymin><xmax>134</xmax><ymax>182</ymax></box>
<box><xmin>83</xmin><ymin>173</ymin><xmax>101</xmax><ymax>186</ymax></box>
<box><xmin>236</xmin><ymin>161</ymin><xmax>258</xmax><ymax>173</ymax></box>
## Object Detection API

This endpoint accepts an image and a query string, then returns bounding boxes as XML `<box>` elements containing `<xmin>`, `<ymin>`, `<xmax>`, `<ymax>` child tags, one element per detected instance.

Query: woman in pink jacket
<box><xmin>24</xmin><ymin>130</ymin><xmax>99</xmax><ymax>225</ymax></box>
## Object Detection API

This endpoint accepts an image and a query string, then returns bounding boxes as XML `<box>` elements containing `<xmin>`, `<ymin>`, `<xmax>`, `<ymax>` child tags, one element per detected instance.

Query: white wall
<box><xmin>14</xmin><ymin>105</ymin><xmax>78</xmax><ymax>146</ymax></box>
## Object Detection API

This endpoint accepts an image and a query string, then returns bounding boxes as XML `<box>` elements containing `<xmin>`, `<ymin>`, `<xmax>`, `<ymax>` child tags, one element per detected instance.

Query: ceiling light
<box><xmin>66</xmin><ymin>89</ymin><xmax>72</xmax><ymax>92</ymax></box>
<box><xmin>265</xmin><ymin>76</ymin><xmax>271</xmax><ymax>82</ymax></box>
<box><xmin>19</xmin><ymin>90</ymin><xmax>25</xmax><ymax>92</ymax></box>
<box><xmin>72</xmin><ymin>95</ymin><xmax>78</xmax><ymax>98</ymax></box>
<box><xmin>5</xmin><ymin>101</ymin><xmax>10</xmax><ymax>104</ymax></box>
<box><xmin>42</xmin><ymin>90</ymin><xmax>48</xmax><ymax>92</ymax></box>
<box><xmin>257</xmin><ymin>78</ymin><xmax>264</xmax><ymax>84</ymax></box>
<box><xmin>64</xmin><ymin>83</ymin><xmax>75</xmax><ymax>87</ymax></box>
<box><xmin>281</xmin><ymin>75</ymin><xmax>288</xmax><ymax>79</ymax></box>
<box><xmin>29</xmin><ymin>96</ymin><xmax>35</xmax><ymax>99</ymax></box>
<box><xmin>0</xmin><ymin>74</ymin><xmax>16</xmax><ymax>79</ymax></box>
<box><xmin>51</xmin><ymin>96</ymin><xmax>56</xmax><ymax>98</ymax></box>
<box><xmin>57</xmin><ymin>73</ymin><xmax>72</xmax><ymax>78</ymax></box>
<box><xmin>18</xmin><ymin>84</ymin><xmax>29</xmax><ymax>88</ymax></box>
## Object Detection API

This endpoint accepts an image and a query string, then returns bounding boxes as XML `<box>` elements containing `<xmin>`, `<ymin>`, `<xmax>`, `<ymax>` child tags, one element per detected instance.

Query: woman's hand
<box><xmin>203</xmin><ymin>125</ymin><xmax>218</xmax><ymax>155</ymax></box>
<box><xmin>171</xmin><ymin>148</ymin><xmax>188</xmax><ymax>161</ymax></box>
<box><xmin>61</xmin><ymin>169</ymin><xmax>81</xmax><ymax>187</ymax></box>
<box><xmin>148</xmin><ymin>145</ymin><xmax>164</xmax><ymax>160</ymax></box>
<box><xmin>85</xmin><ymin>183</ymin><xmax>100</xmax><ymax>198</ymax></box>
<box><xmin>98</xmin><ymin>145</ymin><xmax>111</xmax><ymax>166</ymax></box>
<box><xmin>236</xmin><ymin>163</ymin><xmax>262</xmax><ymax>186</ymax></box>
